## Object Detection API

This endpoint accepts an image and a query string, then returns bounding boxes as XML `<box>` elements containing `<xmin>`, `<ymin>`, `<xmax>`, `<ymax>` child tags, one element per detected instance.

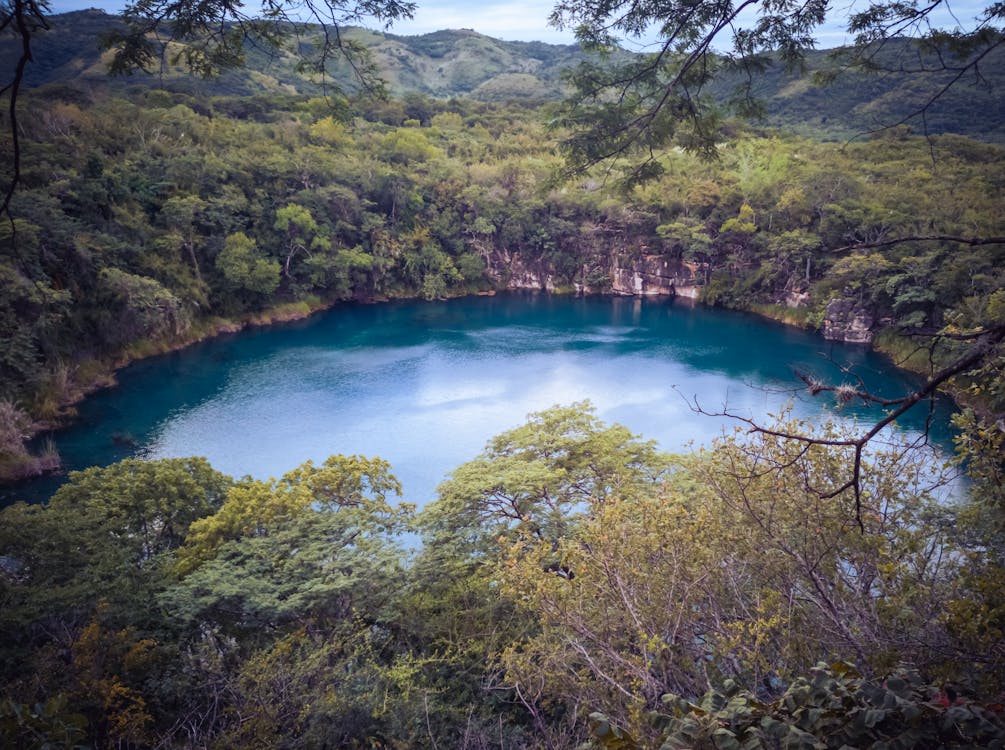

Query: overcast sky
<box><xmin>48</xmin><ymin>0</ymin><xmax>989</xmax><ymax>48</ymax></box>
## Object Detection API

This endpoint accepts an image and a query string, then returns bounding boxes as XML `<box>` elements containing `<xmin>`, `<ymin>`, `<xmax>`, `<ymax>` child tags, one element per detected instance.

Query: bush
<box><xmin>587</xmin><ymin>663</ymin><xmax>1005</xmax><ymax>749</ymax></box>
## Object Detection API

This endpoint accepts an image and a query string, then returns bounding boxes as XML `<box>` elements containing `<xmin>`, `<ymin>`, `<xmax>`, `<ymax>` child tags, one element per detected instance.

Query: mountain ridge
<box><xmin>4</xmin><ymin>9</ymin><xmax>1004</xmax><ymax>140</ymax></box>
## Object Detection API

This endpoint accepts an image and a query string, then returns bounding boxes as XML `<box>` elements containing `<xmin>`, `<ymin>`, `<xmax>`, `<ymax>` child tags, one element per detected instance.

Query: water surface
<box><xmin>4</xmin><ymin>294</ymin><xmax>956</xmax><ymax>507</ymax></box>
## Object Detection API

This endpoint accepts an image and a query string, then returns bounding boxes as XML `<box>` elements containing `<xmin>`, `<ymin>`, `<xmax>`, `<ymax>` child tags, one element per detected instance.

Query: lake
<box><xmin>3</xmin><ymin>293</ymin><xmax>957</xmax><ymax>507</ymax></box>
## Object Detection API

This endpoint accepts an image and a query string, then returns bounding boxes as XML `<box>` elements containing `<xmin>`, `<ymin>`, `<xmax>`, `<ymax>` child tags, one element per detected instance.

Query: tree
<box><xmin>0</xmin><ymin>457</ymin><xmax>231</xmax><ymax>639</ymax></box>
<box><xmin>97</xmin><ymin>267</ymin><xmax>190</xmax><ymax>344</ymax></box>
<box><xmin>495</xmin><ymin>412</ymin><xmax>972</xmax><ymax>745</ymax></box>
<box><xmin>0</xmin><ymin>458</ymin><xmax>231</xmax><ymax>744</ymax></box>
<box><xmin>215</xmin><ymin>230</ymin><xmax>281</xmax><ymax>298</ymax></box>
<box><xmin>423</xmin><ymin>402</ymin><xmax>672</xmax><ymax>555</ymax></box>
<box><xmin>274</xmin><ymin>202</ymin><xmax>330</xmax><ymax>279</ymax></box>
<box><xmin>160</xmin><ymin>456</ymin><xmax>414</xmax><ymax>745</ymax></box>
<box><xmin>174</xmin><ymin>454</ymin><xmax>408</xmax><ymax>573</ymax></box>
<box><xmin>160</xmin><ymin>194</ymin><xmax>208</xmax><ymax>286</ymax></box>
<box><xmin>0</xmin><ymin>454</ymin><xmax>418</xmax><ymax>747</ymax></box>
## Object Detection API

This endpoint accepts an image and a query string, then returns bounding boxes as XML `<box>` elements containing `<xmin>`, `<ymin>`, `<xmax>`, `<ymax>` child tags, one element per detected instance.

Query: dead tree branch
<box><xmin>690</xmin><ymin>324</ymin><xmax>1005</xmax><ymax>528</ymax></box>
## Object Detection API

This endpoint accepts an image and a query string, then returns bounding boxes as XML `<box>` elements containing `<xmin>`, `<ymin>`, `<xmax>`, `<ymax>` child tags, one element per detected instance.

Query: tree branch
<box><xmin>1</xmin><ymin>0</ymin><xmax>48</xmax><ymax>222</ymax></box>
<box><xmin>831</xmin><ymin>235</ymin><xmax>1005</xmax><ymax>254</ymax></box>
<box><xmin>690</xmin><ymin>324</ymin><xmax>1005</xmax><ymax>528</ymax></box>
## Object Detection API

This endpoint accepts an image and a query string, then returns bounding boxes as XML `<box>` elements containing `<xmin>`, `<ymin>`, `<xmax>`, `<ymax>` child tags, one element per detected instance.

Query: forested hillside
<box><xmin>708</xmin><ymin>39</ymin><xmax>1005</xmax><ymax>141</ymax></box>
<box><xmin>2</xmin><ymin>7</ymin><xmax>1005</xmax><ymax>749</ymax></box>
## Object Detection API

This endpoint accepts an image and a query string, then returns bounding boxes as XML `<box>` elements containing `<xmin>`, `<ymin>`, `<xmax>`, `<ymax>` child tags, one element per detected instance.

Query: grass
<box><xmin>871</xmin><ymin>328</ymin><xmax>937</xmax><ymax>372</ymax></box>
<box><xmin>747</xmin><ymin>302</ymin><xmax>819</xmax><ymax>329</ymax></box>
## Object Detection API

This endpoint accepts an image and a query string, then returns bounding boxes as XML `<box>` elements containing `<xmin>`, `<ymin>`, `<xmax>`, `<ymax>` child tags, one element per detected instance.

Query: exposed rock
<box><xmin>823</xmin><ymin>298</ymin><xmax>874</xmax><ymax>343</ymax></box>
<box><xmin>486</xmin><ymin>248</ymin><xmax>703</xmax><ymax>298</ymax></box>
<box><xmin>497</xmin><ymin>253</ymin><xmax>558</xmax><ymax>291</ymax></box>
<box><xmin>606</xmin><ymin>255</ymin><xmax>702</xmax><ymax>297</ymax></box>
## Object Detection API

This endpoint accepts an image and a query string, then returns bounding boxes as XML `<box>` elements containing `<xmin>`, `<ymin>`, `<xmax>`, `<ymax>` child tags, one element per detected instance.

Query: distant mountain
<box><xmin>3</xmin><ymin>10</ymin><xmax>623</xmax><ymax>102</ymax></box>
<box><xmin>710</xmin><ymin>41</ymin><xmax>1005</xmax><ymax>142</ymax></box>
<box><xmin>367</xmin><ymin>28</ymin><xmax>627</xmax><ymax>100</ymax></box>
<box><xmin>5</xmin><ymin>10</ymin><xmax>1004</xmax><ymax>140</ymax></box>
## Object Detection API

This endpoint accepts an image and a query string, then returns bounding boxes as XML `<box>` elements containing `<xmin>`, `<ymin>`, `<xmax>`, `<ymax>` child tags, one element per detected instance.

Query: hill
<box><xmin>3</xmin><ymin>9</ymin><xmax>625</xmax><ymax>102</ymax></box>
<box><xmin>4</xmin><ymin>10</ymin><xmax>1003</xmax><ymax>139</ymax></box>
<box><xmin>710</xmin><ymin>41</ymin><xmax>1005</xmax><ymax>141</ymax></box>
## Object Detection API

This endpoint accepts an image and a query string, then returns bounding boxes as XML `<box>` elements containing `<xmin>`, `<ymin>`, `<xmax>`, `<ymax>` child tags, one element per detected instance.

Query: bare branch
<box><xmin>689</xmin><ymin>324</ymin><xmax>1005</xmax><ymax>527</ymax></box>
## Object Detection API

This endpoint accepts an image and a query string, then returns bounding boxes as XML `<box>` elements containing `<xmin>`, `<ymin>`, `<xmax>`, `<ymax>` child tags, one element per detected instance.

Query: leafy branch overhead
<box><xmin>550</xmin><ymin>0</ymin><xmax>1005</xmax><ymax>177</ymax></box>
<box><xmin>688</xmin><ymin>316</ymin><xmax>1005</xmax><ymax>527</ymax></box>
<box><xmin>0</xmin><ymin>0</ymin><xmax>49</xmax><ymax>218</ymax></box>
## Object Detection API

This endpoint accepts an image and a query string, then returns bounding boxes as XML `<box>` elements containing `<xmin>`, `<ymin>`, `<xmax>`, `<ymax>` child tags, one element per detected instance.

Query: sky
<box><xmin>47</xmin><ymin>0</ymin><xmax>990</xmax><ymax>48</ymax></box>
<box><xmin>48</xmin><ymin>0</ymin><xmax>583</xmax><ymax>43</ymax></box>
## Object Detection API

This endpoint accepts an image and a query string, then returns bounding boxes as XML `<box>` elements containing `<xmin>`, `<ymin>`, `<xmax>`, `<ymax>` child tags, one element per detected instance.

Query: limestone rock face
<box><xmin>607</xmin><ymin>255</ymin><xmax>702</xmax><ymax>297</ymax></box>
<box><xmin>505</xmin><ymin>254</ymin><xmax>557</xmax><ymax>292</ymax></box>
<box><xmin>485</xmin><ymin>248</ymin><xmax>702</xmax><ymax>298</ymax></box>
<box><xmin>483</xmin><ymin>250</ymin><xmax>556</xmax><ymax>291</ymax></box>
<box><xmin>784</xmin><ymin>291</ymin><xmax>810</xmax><ymax>308</ymax></box>
<box><xmin>823</xmin><ymin>298</ymin><xmax>874</xmax><ymax>343</ymax></box>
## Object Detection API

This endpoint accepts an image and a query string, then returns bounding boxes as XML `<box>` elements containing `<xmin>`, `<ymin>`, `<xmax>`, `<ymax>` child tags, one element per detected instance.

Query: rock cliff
<box><xmin>605</xmin><ymin>255</ymin><xmax>702</xmax><ymax>297</ymax></box>
<box><xmin>485</xmin><ymin>249</ymin><xmax>702</xmax><ymax>298</ymax></box>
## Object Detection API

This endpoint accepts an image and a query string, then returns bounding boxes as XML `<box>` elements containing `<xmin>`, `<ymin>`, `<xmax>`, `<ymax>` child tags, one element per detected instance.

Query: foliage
<box><xmin>550</xmin><ymin>0</ymin><xmax>1005</xmax><ymax>175</ymax></box>
<box><xmin>1</xmin><ymin>407</ymin><xmax>1004</xmax><ymax>748</ymax></box>
<box><xmin>215</xmin><ymin>231</ymin><xmax>281</xmax><ymax>297</ymax></box>
<box><xmin>175</xmin><ymin>453</ymin><xmax>407</xmax><ymax>574</ymax></box>
<box><xmin>0</xmin><ymin>458</ymin><xmax>231</xmax><ymax>746</ymax></box>
<box><xmin>97</xmin><ymin>268</ymin><xmax>189</xmax><ymax>344</ymax></box>
<box><xmin>0</xmin><ymin>458</ymin><xmax>230</xmax><ymax>637</ymax></box>
<box><xmin>424</xmin><ymin>401</ymin><xmax>672</xmax><ymax>553</ymax></box>
<box><xmin>0</xmin><ymin>454</ymin><xmax>423</xmax><ymax>748</ymax></box>
<box><xmin>586</xmin><ymin>663</ymin><xmax>1005</xmax><ymax>750</ymax></box>
<box><xmin>0</xmin><ymin>399</ymin><xmax>47</xmax><ymax>480</ymax></box>
<box><xmin>492</xmin><ymin>411</ymin><xmax>969</xmax><ymax>743</ymax></box>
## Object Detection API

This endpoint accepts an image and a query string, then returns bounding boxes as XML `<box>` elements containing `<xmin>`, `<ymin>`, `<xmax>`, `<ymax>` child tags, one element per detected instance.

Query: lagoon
<box><xmin>3</xmin><ymin>294</ymin><xmax>957</xmax><ymax>507</ymax></box>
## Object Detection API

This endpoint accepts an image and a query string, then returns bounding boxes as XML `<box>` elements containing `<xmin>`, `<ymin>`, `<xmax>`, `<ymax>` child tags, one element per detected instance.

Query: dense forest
<box><xmin>2</xmin><ymin>7</ymin><xmax>1005</xmax><ymax>749</ymax></box>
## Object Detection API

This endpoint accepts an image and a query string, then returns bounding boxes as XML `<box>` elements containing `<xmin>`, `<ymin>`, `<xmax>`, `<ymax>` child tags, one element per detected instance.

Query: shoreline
<box><xmin>0</xmin><ymin>287</ymin><xmax>968</xmax><ymax>486</ymax></box>
<box><xmin>2</xmin><ymin>297</ymin><xmax>342</xmax><ymax>483</ymax></box>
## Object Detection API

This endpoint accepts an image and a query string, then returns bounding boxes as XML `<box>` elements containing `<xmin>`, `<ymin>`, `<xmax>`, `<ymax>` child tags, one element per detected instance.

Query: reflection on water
<box><xmin>4</xmin><ymin>294</ymin><xmax>958</xmax><ymax>507</ymax></box>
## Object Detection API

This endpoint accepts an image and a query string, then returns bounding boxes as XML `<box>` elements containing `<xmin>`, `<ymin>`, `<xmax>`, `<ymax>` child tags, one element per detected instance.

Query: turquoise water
<box><xmin>3</xmin><ymin>294</ymin><xmax>957</xmax><ymax>507</ymax></box>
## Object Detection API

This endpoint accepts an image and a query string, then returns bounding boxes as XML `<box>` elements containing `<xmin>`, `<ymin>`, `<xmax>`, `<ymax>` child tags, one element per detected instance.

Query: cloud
<box><xmin>51</xmin><ymin>0</ymin><xmax>126</xmax><ymax>10</ymax></box>
<box><xmin>387</xmin><ymin>0</ymin><xmax>577</xmax><ymax>42</ymax></box>
<box><xmin>49</xmin><ymin>0</ymin><xmax>997</xmax><ymax>46</ymax></box>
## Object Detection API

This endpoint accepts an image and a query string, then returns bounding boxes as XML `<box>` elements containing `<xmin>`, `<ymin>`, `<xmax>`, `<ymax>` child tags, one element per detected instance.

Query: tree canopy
<box><xmin>3</xmin><ymin>407</ymin><xmax>1003</xmax><ymax>747</ymax></box>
